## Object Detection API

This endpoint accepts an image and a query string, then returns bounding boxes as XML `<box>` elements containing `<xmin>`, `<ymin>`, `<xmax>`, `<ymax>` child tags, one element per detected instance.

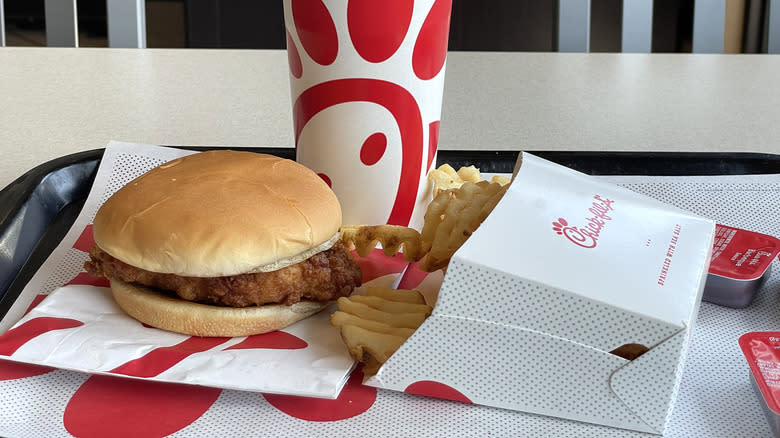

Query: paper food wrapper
<box><xmin>0</xmin><ymin>141</ymin><xmax>355</xmax><ymax>398</ymax></box>
<box><xmin>364</xmin><ymin>153</ymin><xmax>715</xmax><ymax>434</ymax></box>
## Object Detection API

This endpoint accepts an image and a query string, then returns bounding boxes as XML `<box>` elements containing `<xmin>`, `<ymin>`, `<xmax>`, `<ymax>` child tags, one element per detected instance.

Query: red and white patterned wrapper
<box><xmin>0</xmin><ymin>142</ymin><xmax>459</xmax><ymax>438</ymax></box>
<box><xmin>0</xmin><ymin>141</ymin><xmax>358</xmax><ymax>399</ymax></box>
<box><xmin>283</xmin><ymin>0</ymin><xmax>452</xmax><ymax>229</ymax></box>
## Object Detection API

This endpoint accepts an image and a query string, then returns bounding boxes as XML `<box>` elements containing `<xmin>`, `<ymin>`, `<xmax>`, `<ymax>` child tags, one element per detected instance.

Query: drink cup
<box><xmin>283</xmin><ymin>0</ymin><xmax>452</xmax><ymax>228</ymax></box>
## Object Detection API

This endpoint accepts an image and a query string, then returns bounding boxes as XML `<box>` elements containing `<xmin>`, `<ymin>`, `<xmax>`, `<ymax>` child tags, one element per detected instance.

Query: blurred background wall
<box><xmin>1</xmin><ymin>0</ymin><xmax>773</xmax><ymax>53</ymax></box>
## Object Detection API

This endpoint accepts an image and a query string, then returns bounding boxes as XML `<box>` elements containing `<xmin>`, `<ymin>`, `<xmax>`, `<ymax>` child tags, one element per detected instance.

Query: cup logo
<box><xmin>285</xmin><ymin>0</ymin><xmax>452</xmax><ymax>227</ymax></box>
<box><xmin>552</xmin><ymin>195</ymin><xmax>615</xmax><ymax>249</ymax></box>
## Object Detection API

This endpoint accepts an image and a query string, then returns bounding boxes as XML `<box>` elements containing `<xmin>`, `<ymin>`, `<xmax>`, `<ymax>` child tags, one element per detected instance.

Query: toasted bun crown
<box><xmin>93</xmin><ymin>150</ymin><xmax>342</xmax><ymax>277</ymax></box>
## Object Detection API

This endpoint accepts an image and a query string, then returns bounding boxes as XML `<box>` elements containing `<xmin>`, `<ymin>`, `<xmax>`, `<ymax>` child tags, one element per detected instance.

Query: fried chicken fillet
<box><xmin>85</xmin><ymin>240</ymin><xmax>362</xmax><ymax>308</ymax></box>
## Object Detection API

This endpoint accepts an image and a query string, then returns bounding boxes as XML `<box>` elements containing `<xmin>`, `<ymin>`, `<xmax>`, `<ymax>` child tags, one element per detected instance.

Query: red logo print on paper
<box><xmin>0</xmin><ymin>360</ymin><xmax>54</xmax><ymax>380</ymax></box>
<box><xmin>0</xmin><ymin>316</ymin><xmax>83</xmax><ymax>380</ymax></box>
<box><xmin>552</xmin><ymin>195</ymin><xmax>615</xmax><ymax>249</ymax></box>
<box><xmin>62</xmin><ymin>328</ymin><xmax>311</xmax><ymax>435</ymax></box>
<box><xmin>108</xmin><ymin>328</ymin><xmax>308</xmax><ymax>379</ymax></box>
<box><xmin>0</xmin><ymin>317</ymin><xmax>84</xmax><ymax>357</ymax></box>
<box><xmin>110</xmin><ymin>336</ymin><xmax>232</xmax><ymax>378</ymax></box>
<box><xmin>0</xmin><ymin>224</ymin><xmax>94</xmax><ymax>380</ymax></box>
<box><xmin>405</xmin><ymin>380</ymin><xmax>472</xmax><ymax>404</ymax></box>
<box><xmin>64</xmin><ymin>375</ymin><xmax>221</xmax><ymax>438</ymax></box>
<box><xmin>11</xmin><ymin>223</ymin><xmax>317</xmax><ymax>434</ymax></box>
<box><xmin>263</xmin><ymin>365</ymin><xmax>376</xmax><ymax>421</ymax></box>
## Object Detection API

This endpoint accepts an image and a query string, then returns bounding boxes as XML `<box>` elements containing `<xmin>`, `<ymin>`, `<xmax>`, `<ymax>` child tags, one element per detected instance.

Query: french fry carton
<box><xmin>364</xmin><ymin>152</ymin><xmax>715</xmax><ymax>435</ymax></box>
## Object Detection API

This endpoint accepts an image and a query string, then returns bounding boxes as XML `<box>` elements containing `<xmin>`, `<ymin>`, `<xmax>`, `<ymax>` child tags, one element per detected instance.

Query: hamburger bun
<box><xmin>93</xmin><ymin>150</ymin><xmax>342</xmax><ymax>277</ymax></box>
<box><xmin>89</xmin><ymin>150</ymin><xmax>356</xmax><ymax>336</ymax></box>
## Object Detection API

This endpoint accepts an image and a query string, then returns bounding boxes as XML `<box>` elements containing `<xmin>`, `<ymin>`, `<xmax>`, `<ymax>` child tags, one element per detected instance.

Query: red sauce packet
<box><xmin>739</xmin><ymin>332</ymin><xmax>780</xmax><ymax>414</ymax></box>
<box><xmin>709</xmin><ymin>225</ymin><xmax>780</xmax><ymax>281</ymax></box>
<box><xmin>703</xmin><ymin>225</ymin><xmax>780</xmax><ymax>308</ymax></box>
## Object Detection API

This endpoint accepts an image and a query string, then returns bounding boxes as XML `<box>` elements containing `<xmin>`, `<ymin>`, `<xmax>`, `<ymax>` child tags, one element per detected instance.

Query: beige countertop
<box><xmin>1</xmin><ymin>47</ymin><xmax>779</xmax><ymax>189</ymax></box>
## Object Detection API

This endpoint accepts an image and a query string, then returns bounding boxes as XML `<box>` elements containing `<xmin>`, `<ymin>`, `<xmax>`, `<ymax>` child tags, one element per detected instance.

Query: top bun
<box><xmin>92</xmin><ymin>150</ymin><xmax>342</xmax><ymax>277</ymax></box>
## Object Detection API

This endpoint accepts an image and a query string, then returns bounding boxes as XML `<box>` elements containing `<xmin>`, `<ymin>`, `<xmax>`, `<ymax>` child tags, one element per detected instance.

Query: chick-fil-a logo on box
<box><xmin>552</xmin><ymin>195</ymin><xmax>615</xmax><ymax>249</ymax></box>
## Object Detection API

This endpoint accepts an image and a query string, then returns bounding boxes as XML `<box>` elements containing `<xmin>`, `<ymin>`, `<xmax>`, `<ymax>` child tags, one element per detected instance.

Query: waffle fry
<box><xmin>456</xmin><ymin>165</ymin><xmax>482</xmax><ymax>184</ymax></box>
<box><xmin>419</xmin><ymin>180</ymin><xmax>509</xmax><ymax>272</ymax></box>
<box><xmin>490</xmin><ymin>175</ymin><xmax>512</xmax><ymax>186</ymax></box>
<box><xmin>334</xmin><ymin>297</ymin><xmax>430</xmax><ymax>329</ymax></box>
<box><xmin>340</xmin><ymin>225</ymin><xmax>426</xmax><ymax>262</ymax></box>
<box><xmin>427</xmin><ymin>164</ymin><xmax>463</xmax><ymax>196</ymax></box>
<box><xmin>428</xmin><ymin>163</ymin><xmax>509</xmax><ymax>197</ymax></box>
<box><xmin>420</xmin><ymin>189</ymin><xmax>453</xmax><ymax>253</ymax></box>
<box><xmin>331</xmin><ymin>288</ymin><xmax>432</xmax><ymax>375</ymax></box>
<box><xmin>341</xmin><ymin>164</ymin><xmax>511</xmax><ymax>271</ymax></box>
<box><xmin>333</xmin><ymin>166</ymin><xmax>512</xmax><ymax>373</ymax></box>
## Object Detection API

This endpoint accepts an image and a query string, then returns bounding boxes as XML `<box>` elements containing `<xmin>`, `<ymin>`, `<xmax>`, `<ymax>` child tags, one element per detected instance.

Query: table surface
<box><xmin>1</xmin><ymin>48</ymin><xmax>779</xmax><ymax>189</ymax></box>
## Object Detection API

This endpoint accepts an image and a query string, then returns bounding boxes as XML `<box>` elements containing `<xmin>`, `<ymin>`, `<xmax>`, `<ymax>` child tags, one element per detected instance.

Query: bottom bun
<box><xmin>110</xmin><ymin>278</ymin><xmax>329</xmax><ymax>337</ymax></box>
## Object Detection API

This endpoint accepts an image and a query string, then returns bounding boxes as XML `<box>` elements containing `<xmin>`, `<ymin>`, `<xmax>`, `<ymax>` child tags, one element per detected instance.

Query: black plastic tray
<box><xmin>2</xmin><ymin>147</ymin><xmax>779</xmax><ymax>321</ymax></box>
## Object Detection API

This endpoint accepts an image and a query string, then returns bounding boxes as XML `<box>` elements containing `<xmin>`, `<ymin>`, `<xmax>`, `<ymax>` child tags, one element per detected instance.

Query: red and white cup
<box><xmin>283</xmin><ymin>0</ymin><xmax>452</xmax><ymax>228</ymax></box>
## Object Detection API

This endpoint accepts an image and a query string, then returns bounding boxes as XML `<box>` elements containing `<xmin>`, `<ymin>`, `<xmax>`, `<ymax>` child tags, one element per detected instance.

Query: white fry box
<box><xmin>365</xmin><ymin>153</ymin><xmax>715</xmax><ymax>435</ymax></box>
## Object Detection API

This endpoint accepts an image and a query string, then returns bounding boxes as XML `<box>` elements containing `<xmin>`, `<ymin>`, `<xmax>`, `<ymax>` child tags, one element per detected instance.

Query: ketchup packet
<box><xmin>739</xmin><ymin>332</ymin><xmax>780</xmax><ymax>436</ymax></box>
<box><xmin>703</xmin><ymin>225</ymin><xmax>780</xmax><ymax>308</ymax></box>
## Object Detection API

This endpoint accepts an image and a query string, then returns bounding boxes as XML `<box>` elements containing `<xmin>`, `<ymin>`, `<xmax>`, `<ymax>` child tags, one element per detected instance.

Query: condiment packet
<box><xmin>704</xmin><ymin>224</ymin><xmax>780</xmax><ymax>308</ymax></box>
<box><xmin>739</xmin><ymin>332</ymin><xmax>780</xmax><ymax>436</ymax></box>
